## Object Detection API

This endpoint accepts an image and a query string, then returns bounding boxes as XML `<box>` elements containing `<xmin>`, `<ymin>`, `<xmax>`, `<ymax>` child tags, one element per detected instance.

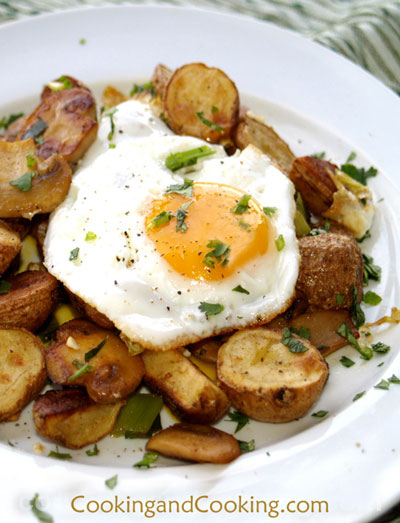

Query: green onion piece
<box><xmin>362</xmin><ymin>254</ymin><xmax>381</xmax><ymax>284</ymax></box>
<box><xmin>362</xmin><ymin>291</ymin><xmax>382</xmax><ymax>306</ymax></box>
<box><xmin>227</xmin><ymin>410</ymin><xmax>249</xmax><ymax>433</ymax></box>
<box><xmin>231</xmin><ymin>194</ymin><xmax>251</xmax><ymax>215</ymax></box>
<box><xmin>79</xmin><ymin>38</ymin><xmax>86</xmax><ymax>45</ymax></box>
<box><xmin>353</xmin><ymin>391</ymin><xmax>366</xmax><ymax>401</ymax></box>
<box><xmin>9</xmin><ymin>172</ymin><xmax>34</xmax><ymax>192</ymax></box>
<box><xmin>312</xmin><ymin>410</ymin><xmax>328</xmax><ymax>418</ymax></box>
<box><xmin>275</xmin><ymin>234</ymin><xmax>285</xmax><ymax>251</ymax></box>
<box><xmin>105</xmin><ymin>474</ymin><xmax>118</xmax><ymax>489</ymax></box>
<box><xmin>371</xmin><ymin>342</ymin><xmax>391</xmax><ymax>353</ymax></box>
<box><xmin>375</xmin><ymin>379</ymin><xmax>390</xmax><ymax>390</ymax></box>
<box><xmin>165</xmin><ymin>146</ymin><xmax>215</xmax><ymax>172</ymax></box>
<box><xmin>0</xmin><ymin>281</ymin><xmax>11</xmax><ymax>294</ymax></box>
<box><xmin>129</xmin><ymin>81</ymin><xmax>155</xmax><ymax>97</ymax></box>
<box><xmin>211</xmin><ymin>106</ymin><xmax>219</xmax><ymax>114</ymax></box>
<box><xmin>134</xmin><ymin>452</ymin><xmax>159</xmax><ymax>468</ymax></box>
<box><xmin>85</xmin><ymin>231</ymin><xmax>97</xmax><ymax>242</ymax></box>
<box><xmin>30</xmin><ymin>494</ymin><xmax>54</xmax><ymax>523</ymax></box>
<box><xmin>106</xmin><ymin>107</ymin><xmax>118</xmax><ymax>141</ymax></box>
<box><xmin>357</xmin><ymin>230</ymin><xmax>371</xmax><ymax>243</ymax></box>
<box><xmin>147</xmin><ymin>211</ymin><xmax>173</xmax><ymax>230</ymax></box>
<box><xmin>340</xmin><ymin>356</ymin><xmax>355</xmax><ymax>368</ymax></box>
<box><xmin>67</xmin><ymin>361</ymin><xmax>93</xmax><ymax>383</ymax></box>
<box><xmin>294</xmin><ymin>210</ymin><xmax>311</xmax><ymax>237</ymax></box>
<box><xmin>84</xmin><ymin>337</ymin><xmax>108</xmax><ymax>362</ymax></box>
<box><xmin>112</xmin><ymin>393</ymin><xmax>163</xmax><ymax>438</ymax></box>
<box><xmin>281</xmin><ymin>328</ymin><xmax>308</xmax><ymax>353</ymax></box>
<box><xmin>388</xmin><ymin>374</ymin><xmax>400</xmax><ymax>384</ymax></box>
<box><xmin>350</xmin><ymin>286</ymin><xmax>365</xmax><ymax>328</ymax></box>
<box><xmin>336</xmin><ymin>322</ymin><xmax>373</xmax><ymax>360</ymax></box>
<box><xmin>69</xmin><ymin>247</ymin><xmax>79</xmax><ymax>261</ymax></box>
<box><xmin>48</xmin><ymin>449</ymin><xmax>72</xmax><ymax>460</ymax></box>
<box><xmin>239</xmin><ymin>439</ymin><xmax>255</xmax><ymax>452</ymax></box>
<box><xmin>238</xmin><ymin>219</ymin><xmax>251</xmax><ymax>232</ymax></box>
<box><xmin>86</xmin><ymin>444</ymin><xmax>99</xmax><ymax>456</ymax></box>
<box><xmin>196</xmin><ymin>111</ymin><xmax>223</xmax><ymax>131</ymax></box>
<box><xmin>165</xmin><ymin>178</ymin><xmax>194</xmax><ymax>197</ymax></box>
<box><xmin>263</xmin><ymin>206</ymin><xmax>277</xmax><ymax>217</ymax></box>
<box><xmin>232</xmin><ymin>285</ymin><xmax>250</xmax><ymax>295</ymax></box>
<box><xmin>26</xmin><ymin>152</ymin><xmax>37</xmax><ymax>169</ymax></box>
<box><xmin>198</xmin><ymin>302</ymin><xmax>224</xmax><ymax>319</ymax></box>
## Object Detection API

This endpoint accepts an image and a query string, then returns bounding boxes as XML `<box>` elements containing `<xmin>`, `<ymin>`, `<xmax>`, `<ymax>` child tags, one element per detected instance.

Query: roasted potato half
<box><xmin>0</xmin><ymin>328</ymin><xmax>46</xmax><ymax>421</ymax></box>
<box><xmin>163</xmin><ymin>62</ymin><xmax>239</xmax><ymax>142</ymax></box>
<box><xmin>33</xmin><ymin>388</ymin><xmax>124</xmax><ymax>449</ymax></box>
<box><xmin>187</xmin><ymin>334</ymin><xmax>229</xmax><ymax>364</ymax></box>
<box><xmin>0</xmin><ymin>219</ymin><xmax>22</xmax><ymax>276</ymax></box>
<box><xmin>234</xmin><ymin>112</ymin><xmax>295</xmax><ymax>175</ymax></box>
<box><xmin>143</xmin><ymin>349</ymin><xmax>230</xmax><ymax>424</ymax></box>
<box><xmin>146</xmin><ymin>423</ymin><xmax>241</xmax><ymax>464</ymax></box>
<box><xmin>41</xmin><ymin>75</ymin><xmax>90</xmax><ymax>101</ymax></box>
<box><xmin>16</xmin><ymin>87</ymin><xmax>98</xmax><ymax>164</ymax></box>
<box><xmin>217</xmin><ymin>328</ymin><xmax>329</xmax><ymax>423</ymax></box>
<box><xmin>0</xmin><ymin>138</ymin><xmax>72</xmax><ymax>219</ymax></box>
<box><xmin>0</xmin><ymin>270</ymin><xmax>58</xmax><ymax>331</ymax></box>
<box><xmin>101</xmin><ymin>86</ymin><xmax>128</xmax><ymax>111</ymax></box>
<box><xmin>46</xmin><ymin>319</ymin><xmax>144</xmax><ymax>404</ymax></box>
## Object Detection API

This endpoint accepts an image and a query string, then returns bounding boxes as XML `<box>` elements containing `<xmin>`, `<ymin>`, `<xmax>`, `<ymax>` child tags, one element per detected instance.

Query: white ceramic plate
<box><xmin>1</xmin><ymin>6</ymin><xmax>400</xmax><ymax>523</ymax></box>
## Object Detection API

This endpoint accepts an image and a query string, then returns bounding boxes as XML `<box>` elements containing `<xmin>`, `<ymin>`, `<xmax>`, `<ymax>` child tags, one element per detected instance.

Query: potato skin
<box><xmin>0</xmin><ymin>270</ymin><xmax>58</xmax><ymax>331</ymax></box>
<box><xmin>0</xmin><ymin>219</ymin><xmax>22</xmax><ymax>276</ymax></box>
<box><xmin>0</xmin><ymin>328</ymin><xmax>46</xmax><ymax>421</ymax></box>
<box><xmin>146</xmin><ymin>423</ymin><xmax>241</xmax><ymax>464</ymax></box>
<box><xmin>46</xmin><ymin>319</ymin><xmax>144</xmax><ymax>404</ymax></box>
<box><xmin>296</xmin><ymin>231</ymin><xmax>363</xmax><ymax>310</ymax></box>
<box><xmin>33</xmin><ymin>388</ymin><xmax>124</xmax><ymax>449</ymax></box>
<box><xmin>143</xmin><ymin>349</ymin><xmax>230</xmax><ymax>424</ymax></box>
<box><xmin>66</xmin><ymin>290</ymin><xmax>114</xmax><ymax>329</ymax></box>
<box><xmin>217</xmin><ymin>328</ymin><xmax>329</xmax><ymax>423</ymax></box>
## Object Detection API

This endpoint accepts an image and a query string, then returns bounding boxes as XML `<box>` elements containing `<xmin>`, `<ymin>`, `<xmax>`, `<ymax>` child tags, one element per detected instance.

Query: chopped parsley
<box><xmin>129</xmin><ymin>81</ymin><xmax>155</xmax><ymax>97</ymax></box>
<box><xmin>196</xmin><ymin>111</ymin><xmax>224</xmax><ymax>131</ymax></box>
<box><xmin>198</xmin><ymin>302</ymin><xmax>224</xmax><ymax>319</ymax></box>
<box><xmin>69</xmin><ymin>247</ymin><xmax>79</xmax><ymax>261</ymax></box>
<box><xmin>310</xmin><ymin>152</ymin><xmax>326</xmax><ymax>159</ymax></box>
<box><xmin>388</xmin><ymin>374</ymin><xmax>400</xmax><ymax>384</ymax></box>
<box><xmin>211</xmin><ymin>105</ymin><xmax>219</xmax><ymax>114</ymax></box>
<box><xmin>275</xmin><ymin>234</ymin><xmax>285</xmax><ymax>251</ymax></box>
<box><xmin>86</xmin><ymin>444</ymin><xmax>99</xmax><ymax>456</ymax></box>
<box><xmin>308</xmin><ymin>228</ymin><xmax>327</xmax><ymax>236</ymax></box>
<box><xmin>371</xmin><ymin>342</ymin><xmax>391</xmax><ymax>353</ymax></box>
<box><xmin>85</xmin><ymin>231</ymin><xmax>97</xmax><ymax>242</ymax></box>
<box><xmin>346</xmin><ymin>151</ymin><xmax>357</xmax><ymax>163</ymax></box>
<box><xmin>0</xmin><ymin>280</ymin><xmax>11</xmax><ymax>294</ymax></box>
<box><xmin>239</xmin><ymin>439</ymin><xmax>255</xmax><ymax>452</ymax></box>
<box><xmin>340</xmin><ymin>162</ymin><xmax>378</xmax><ymax>186</ymax></box>
<box><xmin>203</xmin><ymin>239</ymin><xmax>230</xmax><ymax>268</ymax></box>
<box><xmin>175</xmin><ymin>201</ymin><xmax>192</xmax><ymax>233</ymax></box>
<box><xmin>263</xmin><ymin>207</ymin><xmax>277</xmax><ymax>217</ymax></box>
<box><xmin>106</xmin><ymin>107</ymin><xmax>118</xmax><ymax>141</ymax></box>
<box><xmin>227</xmin><ymin>411</ymin><xmax>249</xmax><ymax>433</ymax></box>
<box><xmin>26</xmin><ymin>152</ymin><xmax>37</xmax><ymax>169</ymax></box>
<box><xmin>238</xmin><ymin>219</ymin><xmax>251</xmax><ymax>232</ymax></box>
<box><xmin>231</xmin><ymin>194</ymin><xmax>251</xmax><ymax>215</ymax></box>
<box><xmin>165</xmin><ymin>178</ymin><xmax>194</xmax><ymax>197</ymax></box>
<box><xmin>312</xmin><ymin>410</ymin><xmax>328</xmax><ymax>418</ymax></box>
<box><xmin>353</xmin><ymin>391</ymin><xmax>366</xmax><ymax>401</ymax></box>
<box><xmin>340</xmin><ymin>356</ymin><xmax>355</xmax><ymax>368</ymax></box>
<box><xmin>147</xmin><ymin>211</ymin><xmax>173</xmax><ymax>230</ymax></box>
<box><xmin>30</xmin><ymin>493</ymin><xmax>54</xmax><ymax>523</ymax></box>
<box><xmin>134</xmin><ymin>452</ymin><xmax>159</xmax><ymax>468</ymax></box>
<box><xmin>232</xmin><ymin>285</ymin><xmax>250</xmax><ymax>295</ymax></box>
<box><xmin>362</xmin><ymin>254</ymin><xmax>381</xmax><ymax>285</ymax></box>
<box><xmin>350</xmin><ymin>286</ymin><xmax>365</xmax><ymax>328</ymax></box>
<box><xmin>21</xmin><ymin>118</ymin><xmax>47</xmax><ymax>140</ymax></box>
<box><xmin>47</xmin><ymin>75</ymin><xmax>73</xmax><ymax>92</ymax></box>
<box><xmin>48</xmin><ymin>449</ymin><xmax>72</xmax><ymax>460</ymax></box>
<box><xmin>375</xmin><ymin>379</ymin><xmax>390</xmax><ymax>390</ymax></box>
<box><xmin>0</xmin><ymin>112</ymin><xmax>24</xmax><ymax>131</ymax></box>
<box><xmin>357</xmin><ymin>229</ymin><xmax>371</xmax><ymax>243</ymax></box>
<box><xmin>79</xmin><ymin>38</ymin><xmax>86</xmax><ymax>45</ymax></box>
<box><xmin>362</xmin><ymin>290</ymin><xmax>382</xmax><ymax>306</ymax></box>
<box><xmin>165</xmin><ymin>146</ymin><xmax>215</xmax><ymax>172</ymax></box>
<box><xmin>289</xmin><ymin>326</ymin><xmax>310</xmax><ymax>340</ymax></box>
<box><xmin>336</xmin><ymin>322</ymin><xmax>373</xmax><ymax>360</ymax></box>
<box><xmin>336</xmin><ymin>294</ymin><xmax>345</xmax><ymax>306</ymax></box>
<box><xmin>281</xmin><ymin>328</ymin><xmax>308</xmax><ymax>353</ymax></box>
<box><xmin>105</xmin><ymin>474</ymin><xmax>118</xmax><ymax>489</ymax></box>
<box><xmin>9</xmin><ymin>171</ymin><xmax>34</xmax><ymax>192</ymax></box>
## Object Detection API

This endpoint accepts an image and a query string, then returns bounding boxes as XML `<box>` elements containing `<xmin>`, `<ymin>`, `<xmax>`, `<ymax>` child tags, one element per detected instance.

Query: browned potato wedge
<box><xmin>143</xmin><ymin>349</ymin><xmax>230</xmax><ymax>424</ymax></box>
<box><xmin>0</xmin><ymin>139</ymin><xmax>72</xmax><ymax>219</ymax></box>
<box><xmin>0</xmin><ymin>328</ymin><xmax>46</xmax><ymax>421</ymax></box>
<box><xmin>16</xmin><ymin>87</ymin><xmax>98</xmax><ymax>163</ymax></box>
<box><xmin>2</xmin><ymin>218</ymin><xmax>31</xmax><ymax>239</ymax></box>
<box><xmin>217</xmin><ymin>328</ymin><xmax>329</xmax><ymax>423</ymax></box>
<box><xmin>163</xmin><ymin>62</ymin><xmax>239</xmax><ymax>142</ymax></box>
<box><xmin>146</xmin><ymin>423</ymin><xmax>240</xmax><ymax>464</ymax></box>
<box><xmin>46</xmin><ymin>319</ymin><xmax>144</xmax><ymax>403</ymax></box>
<box><xmin>297</xmin><ymin>231</ymin><xmax>363</xmax><ymax>310</ymax></box>
<box><xmin>66</xmin><ymin>290</ymin><xmax>114</xmax><ymax>329</ymax></box>
<box><xmin>0</xmin><ymin>219</ymin><xmax>22</xmax><ymax>276</ymax></box>
<box><xmin>151</xmin><ymin>63</ymin><xmax>173</xmax><ymax>97</ymax></box>
<box><xmin>234</xmin><ymin>112</ymin><xmax>295</xmax><ymax>175</ymax></box>
<box><xmin>0</xmin><ymin>270</ymin><xmax>58</xmax><ymax>331</ymax></box>
<box><xmin>101</xmin><ymin>86</ymin><xmax>127</xmax><ymax>111</ymax></box>
<box><xmin>33</xmin><ymin>388</ymin><xmax>124</xmax><ymax>449</ymax></box>
<box><xmin>289</xmin><ymin>156</ymin><xmax>337</xmax><ymax>216</ymax></box>
<box><xmin>41</xmin><ymin>75</ymin><xmax>90</xmax><ymax>101</ymax></box>
<box><xmin>30</xmin><ymin>214</ymin><xmax>48</xmax><ymax>252</ymax></box>
<box><xmin>187</xmin><ymin>334</ymin><xmax>229</xmax><ymax>364</ymax></box>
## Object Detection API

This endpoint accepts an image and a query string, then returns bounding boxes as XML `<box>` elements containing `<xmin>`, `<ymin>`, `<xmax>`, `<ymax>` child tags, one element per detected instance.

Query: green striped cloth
<box><xmin>0</xmin><ymin>0</ymin><xmax>399</xmax><ymax>93</ymax></box>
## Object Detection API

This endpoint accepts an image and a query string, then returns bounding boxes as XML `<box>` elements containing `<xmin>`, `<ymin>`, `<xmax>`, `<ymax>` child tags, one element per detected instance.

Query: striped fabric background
<box><xmin>0</xmin><ymin>0</ymin><xmax>399</xmax><ymax>94</ymax></box>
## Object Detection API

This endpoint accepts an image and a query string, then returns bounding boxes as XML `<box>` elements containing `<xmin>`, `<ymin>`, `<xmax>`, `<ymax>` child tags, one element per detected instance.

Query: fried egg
<box><xmin>44</xmin><ymin>100</ymin><xmax>299</xmax><ymax>350</ymax></box>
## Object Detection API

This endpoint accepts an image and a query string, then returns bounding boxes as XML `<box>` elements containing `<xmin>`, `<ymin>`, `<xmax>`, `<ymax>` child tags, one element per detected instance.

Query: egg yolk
<box><xmin>145</xmin><ymin>182</ymin><xmax>271</xmax><ymax>282</ymax></box>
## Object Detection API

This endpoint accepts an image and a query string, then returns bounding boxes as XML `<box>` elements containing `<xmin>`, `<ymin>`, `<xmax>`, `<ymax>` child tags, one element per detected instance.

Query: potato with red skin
<box><xmin>0</xmin><ymin>219</ymin><xmax>21</xmax><ymax>276</ymax></box>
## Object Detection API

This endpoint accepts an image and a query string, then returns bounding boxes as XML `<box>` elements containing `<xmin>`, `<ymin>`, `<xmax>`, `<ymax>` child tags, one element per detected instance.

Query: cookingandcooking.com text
<box><xmin>70</xmin><ymin>495</ymin><xmax>328</xmax><ymax>518</ymax></box>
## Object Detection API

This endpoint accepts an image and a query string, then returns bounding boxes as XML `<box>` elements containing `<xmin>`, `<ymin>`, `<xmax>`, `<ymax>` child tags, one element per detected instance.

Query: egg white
<box><xmin>44</xmin><ymin>100</ymin><xmax>299</xmax><ymax>350</ymax></box>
